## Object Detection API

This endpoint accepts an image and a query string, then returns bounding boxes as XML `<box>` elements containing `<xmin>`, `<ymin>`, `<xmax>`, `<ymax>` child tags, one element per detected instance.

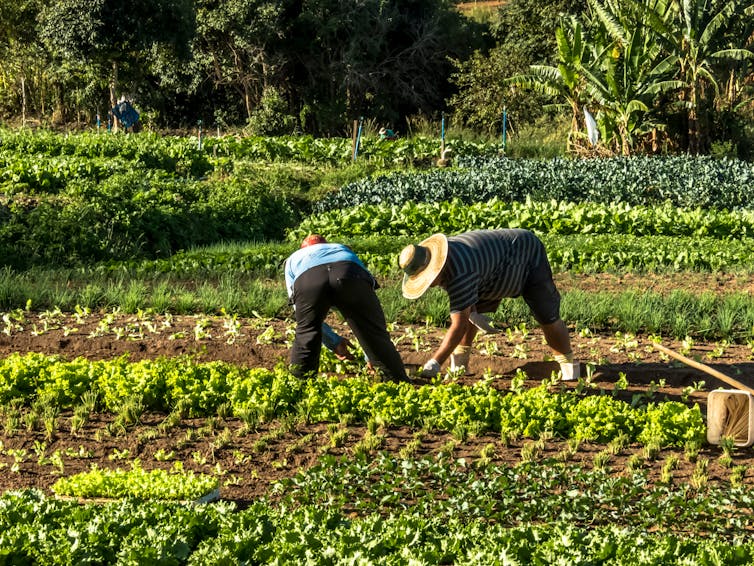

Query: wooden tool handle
<box><xmin>653</xmin><ymin>342</ymin><xmax>754</xmax><ymax>395</ymax></box>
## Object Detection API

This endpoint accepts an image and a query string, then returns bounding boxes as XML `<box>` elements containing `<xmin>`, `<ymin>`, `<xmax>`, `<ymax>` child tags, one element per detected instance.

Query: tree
<box><xmin>194</xmin><ymin>0</ymin><xmax>287</xmax><ymax>122</ymax></box>
<box><xmin>508</xmin><ymin>18</ymin><xmax>591</xmax><ymax>149</ymax></box>
<box><xmin>285</xmin><ymin>0</ymin><xmax>480</xmax><ymax>133</ymax></box>
<box><xmin>0</xmin><ymin>0</ymin><xmax>46</xmax><ymax>123</ymax></box>
<box><xmin>39</xmin><ymin>0</ymin><xmax>195</xmax><ymax>125</ymax></box>
<box><xmin>448</xmin><ymin>0</ymin><xmax>585</xmax><ymax>132</ymax></box>
<box><xmin>580</xmin><ymin>0</ymin><xmax>681</xmax><ymax>154</ymax></box>
<box><xmin>646</xmin><ymin>0</ymin><xmax>754</xmax><ymax>152</ymax></box>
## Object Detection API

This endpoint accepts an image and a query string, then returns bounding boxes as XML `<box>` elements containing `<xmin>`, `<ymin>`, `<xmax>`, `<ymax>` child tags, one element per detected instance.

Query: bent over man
<box><xmin>398</xmin><ymin>229</ymin><xmax>579</xmax><ymax>380</ymax></box>
<box><xmin>285</xmin><ymin>234</ymin><xmax>407</xmax><ymax>381</ymax></box>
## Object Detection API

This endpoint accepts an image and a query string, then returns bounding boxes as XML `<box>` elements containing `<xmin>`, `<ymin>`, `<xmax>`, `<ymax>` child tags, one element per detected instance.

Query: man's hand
<box><xmin>334</xmin><ymin>339</ymin><xmax>355</xmax><ymax>361</ymax></box>
<box><xmin>421</xmin><ymin>359</ymin><xmax>441</xmax><ymax>378</ymax></box>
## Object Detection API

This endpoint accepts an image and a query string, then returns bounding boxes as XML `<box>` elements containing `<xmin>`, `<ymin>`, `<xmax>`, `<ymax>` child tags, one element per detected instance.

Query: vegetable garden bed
<box><xmin>3</xmin><ymin>130</ymin><xmax>754</xmax><ymax>562</ymax></box>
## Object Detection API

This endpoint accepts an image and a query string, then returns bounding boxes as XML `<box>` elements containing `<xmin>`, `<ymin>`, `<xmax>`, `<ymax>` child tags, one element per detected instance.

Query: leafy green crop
<box><xmin>293</xmin><ymin>198</ymin><xmax>754</xmax><ymax>241</ymax></box>
<box><xmin>0</xmin><ymin>486</ymin><xmax>752</xmax><ymax>563</ymax></box>
<box><xmin>51</xmin><ymin>461</ymin><xmax>218</xmax><ymax>501</ymax></box>
<box><xmin>0</xmin><ymin>353</ymin><xmax>704</xmax><ymax>446</ymax></box>
<box><xmin>317</xmin><ymin>155</ymin><xmax>754</xmax><ymax>211</ymax></box>
<box><xmin>276</xmin><ymin>453</ymin><xmax>751</xmax><ymax>536</ymax></box>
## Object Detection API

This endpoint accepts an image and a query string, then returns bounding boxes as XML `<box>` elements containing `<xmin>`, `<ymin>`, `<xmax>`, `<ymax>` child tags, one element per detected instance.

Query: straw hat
<box><xmin>301</xmin><ymin>234</ymin><xmax>327</xmax><ymax>248</ymax></box>
<box><xmin>399</xmin><ymin>234</ymin><xmax>448</xmax><ymax>299</ymax></box>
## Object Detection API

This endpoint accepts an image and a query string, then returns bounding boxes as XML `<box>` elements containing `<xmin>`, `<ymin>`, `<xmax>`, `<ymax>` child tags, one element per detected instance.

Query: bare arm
<box><xmin>431</xmin><ymin>307</ymin><xmax>472</xmax><ymax>365</ymax></box>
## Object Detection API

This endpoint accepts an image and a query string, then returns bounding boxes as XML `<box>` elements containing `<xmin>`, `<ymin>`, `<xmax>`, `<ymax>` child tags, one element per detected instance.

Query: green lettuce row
<box><xmin>0</xmin><ymin>129</ymin><xmax>211</xmax><ymax>178</ymax></box>
<box><xmin>0</xmin><ymin>128</ymin><xmax>495</xmax><ymax>177</ymax></box>
<box><xmin>0</xmin><ymin>490</ymin><xmax>751</xmax><ymax>564</ymax></box>
<box><xmin>358</xmin><ymin>233</ymin><xmax>754</xmax><ymax>275</ymax></box>
<box><xmin>0</xmin><ymin>154</ymin><xmax>132</xmax><ymax>194</ymax></box>
<box><xmin>292</xmin><ymin>198</ymin><xmax>754</xmax><ymax>240</ymax></box>
<box><xmin>317</xmin><ymin>155</ymin><xmax>754</xmax><ymax>211</ymax></box>
<box><xmin>0</xmin><ymin>353</ymin><xmax>704</xmax><ymax>447</ymax></box>
<box><xmin>203</xmin><ymin>134</ymin><xmax>497</xmax><ymax>165</ymax></box>
<box><xmin>276</xmin><ymin>453</ymin><xmax>754</xmax><ymax>536</ymax></box>
<box><xmin>51</xmin><ymin>461</ymin><xmax>218</xmax><ymax>501</ymax></box>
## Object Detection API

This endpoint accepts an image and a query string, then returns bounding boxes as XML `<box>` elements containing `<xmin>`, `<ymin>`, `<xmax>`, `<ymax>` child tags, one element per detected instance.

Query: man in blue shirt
<box><xmin>285</xmin><ymin>234</ymin><xmax>407</xmax><ymax>381</ymax></box>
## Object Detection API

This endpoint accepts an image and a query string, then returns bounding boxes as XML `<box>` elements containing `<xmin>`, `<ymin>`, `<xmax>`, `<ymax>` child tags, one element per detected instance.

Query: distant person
<box><xmin>111</xmin><ymin>97</ymin><xmax>141</xmax><ymax>133</ymax></box>
<box><xmin>398</xmin><ymin>229</ymin><xmax>579</xmax><ymax>380</ymax></box>
<box><xmin>379</xmin><ymin>127</ymin><xmax>398</xmax><ymax>141</ymax></box>
<box><xmin>284</xmin><ymin>234</ymin><xmax>408</xmax><ymax>381</ymax></box>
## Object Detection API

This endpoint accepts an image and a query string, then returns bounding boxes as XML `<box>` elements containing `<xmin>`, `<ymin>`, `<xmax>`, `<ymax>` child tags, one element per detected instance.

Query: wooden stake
<box><xmin>653</xmin><ymin>343</ymin><xmax>754</xmax><ymax>395</ymax></box>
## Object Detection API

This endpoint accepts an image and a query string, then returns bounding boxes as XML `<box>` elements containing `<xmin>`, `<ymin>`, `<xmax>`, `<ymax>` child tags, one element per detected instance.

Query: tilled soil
<box><xmin>1</xmin><ymin>305</ymin><xmax>754</xmax><ymax>508</ymax></box>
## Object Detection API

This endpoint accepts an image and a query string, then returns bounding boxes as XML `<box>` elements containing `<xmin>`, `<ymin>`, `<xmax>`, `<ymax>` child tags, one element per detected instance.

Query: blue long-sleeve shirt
<box><xmin>284</xmin><ymin>243</ymin><xmax>366</xmax><ymax>298</ymax></box>
<box><xmin>285</xmin><ymin>243</ymin><xmax>366</xmax><ymax>353</ymax></box>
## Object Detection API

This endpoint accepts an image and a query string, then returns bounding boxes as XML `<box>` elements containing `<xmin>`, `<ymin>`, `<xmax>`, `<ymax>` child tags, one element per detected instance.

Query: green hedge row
<box><xmin>86</xmin><ymin>232</ymin><xmax>754</xmax><ymax>279</ymax></box>
<box><xmin>203</xmin><ymin>134</ymin><xmax>496</xmax><ymax>165</ymax></box>
<box><xmin>317</xmin><ymin>155</ymin><xmax>754</xmax><ymax>211</ymax></box>
<box><xmin>292</xmin><ymin>198</ymin><xmax>754</xmax><ymax>240</ymax></box>
<box><xmin>0</xmin><ymin>171</ymin><xmax>296</xmax><ymax>269</ymax></box>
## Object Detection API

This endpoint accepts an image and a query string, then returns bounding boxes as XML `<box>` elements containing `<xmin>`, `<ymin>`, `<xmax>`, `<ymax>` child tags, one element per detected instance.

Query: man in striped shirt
<box><xmin>399</xmin><ymin>229</ymin><xmax>578</xmax><ymax>380</ymax></box>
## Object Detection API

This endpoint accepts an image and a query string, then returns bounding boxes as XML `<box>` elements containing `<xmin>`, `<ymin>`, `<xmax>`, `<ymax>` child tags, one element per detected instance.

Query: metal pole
<box><xmin>441</xmin><ymin>112</ymin><xmax>446</xmax><ymax>154</ymax></box>
<box><xmin>197</xmin><ymin>120</ymin><xmax>203</xmax><ymax>150</ymax></box>
<box><xmin>502</xmin><ymin>106</ymin><xmax>507</xmax><ymax>154</ymax></box>
<box><xmin>353</xmin><ymin>116</ymin><xmax>364</xmax><ymax>161</ymax></box>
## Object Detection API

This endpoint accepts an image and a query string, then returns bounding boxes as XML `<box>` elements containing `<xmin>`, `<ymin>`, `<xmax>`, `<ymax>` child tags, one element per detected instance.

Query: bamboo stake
<box><xmin>653</xmin><ymin>342</ymin><xmax>754</xmax><ymax>395</ymax></box>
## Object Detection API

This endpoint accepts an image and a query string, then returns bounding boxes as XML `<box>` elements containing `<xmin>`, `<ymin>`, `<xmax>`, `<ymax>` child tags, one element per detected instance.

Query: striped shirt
<box><xmin>443</xmin><ymin>229</ymin><xmax>544</xmax><ymax>313</ymax></box>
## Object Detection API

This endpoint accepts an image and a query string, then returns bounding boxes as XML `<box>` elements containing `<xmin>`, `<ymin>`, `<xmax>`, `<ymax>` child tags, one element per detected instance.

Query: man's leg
<box><xmin>541</xmin><ymin>318</ymin><xmax>572</xmax><ymax>357</ymax></box>
<box><xmin>290</xmin><ymin>265</ymin><xmax>332</xmax><ymax>377</ymax></box>
<box><xmin>331</xmin><ymin>270</ymin><xmax>407</xmax><ymax>381</ymax></box>
<box><xmin>522</xmin><ymin>257</ymin><xmax>579</xmax><ymax>379</ymax></box>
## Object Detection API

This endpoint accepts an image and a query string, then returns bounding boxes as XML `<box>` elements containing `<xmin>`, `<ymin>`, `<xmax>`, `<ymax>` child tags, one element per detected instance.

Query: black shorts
<box><xmin>521</xmin><ymin>255</ymin><xmax>561</xmax><ymax>325</ymax></box>
<box><xmin>476</xmin><ymin>255</ymin><xmax>561</xmax><ymax>325</ymax></box>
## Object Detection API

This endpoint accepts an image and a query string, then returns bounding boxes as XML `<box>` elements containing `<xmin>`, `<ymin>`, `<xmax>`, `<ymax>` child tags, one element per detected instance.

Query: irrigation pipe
<box><xmin>652</xmin><ymin>342</ymin><xmax>754</xmax><ymax>395</ymax></box>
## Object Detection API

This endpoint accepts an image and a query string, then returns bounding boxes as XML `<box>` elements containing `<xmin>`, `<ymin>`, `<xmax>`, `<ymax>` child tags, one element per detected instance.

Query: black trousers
<box><xmin>290</xmin><ymin>261</ymin><xmax>407</xmax><ymax>381</ymax></box>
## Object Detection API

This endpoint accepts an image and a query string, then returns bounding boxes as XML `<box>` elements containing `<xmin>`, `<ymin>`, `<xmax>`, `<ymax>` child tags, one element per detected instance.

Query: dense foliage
<box><xmin>0</xmin><ymin>0</ymin><xmax>482</xmax><ymax>134</ymax></box>
<box><xmin>296</xmin><ymin>198</ymin><xmax>754</xmax><ymax>240</ymax></box>
<box><xmin>316</xmin><ymin>155</ymin><xmax>754</xmax><ymax>210</ymax></box>
<box><xmin>2</xmin><ymin>466</ymin><xmax>754</xmax><ymax>563</ymax></box>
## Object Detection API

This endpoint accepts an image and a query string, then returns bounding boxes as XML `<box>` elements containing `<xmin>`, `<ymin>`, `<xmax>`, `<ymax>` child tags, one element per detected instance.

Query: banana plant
<box><xmin>508</xmin><ymin>17</ymin><xmax>591</xmax><ymax>151</ymax></box>
<box><xmin>581</xmin><ymin>0</ymin><xmax>682</xmax><ymax>154</ymax></box>
<box><xmin>642</xmin><ymin>0</ymin><xmax>754</xmax><ymax>152</ymax></box>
